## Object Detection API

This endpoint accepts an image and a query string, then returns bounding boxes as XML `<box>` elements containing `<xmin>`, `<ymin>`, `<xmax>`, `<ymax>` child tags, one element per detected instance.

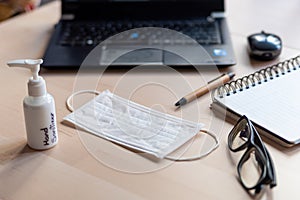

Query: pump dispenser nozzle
<box><xmin>7</xmin><ymin>59</ymin><xmax>43</xmax><ymax>80</ymax></box>
<box><xmin>7</xmin><ymin>59</ymin><xmax>46</xmax><ymax>97</ymax></box>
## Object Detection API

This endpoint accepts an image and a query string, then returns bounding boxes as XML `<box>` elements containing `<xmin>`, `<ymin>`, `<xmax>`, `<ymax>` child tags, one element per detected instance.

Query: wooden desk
<box><xmin>1</xmin><ymin>1</ymin><xmax>300</xmax><ymax>199</ymax></box>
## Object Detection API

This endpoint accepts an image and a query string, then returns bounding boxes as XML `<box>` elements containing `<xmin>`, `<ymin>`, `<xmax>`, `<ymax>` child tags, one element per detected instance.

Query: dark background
<box><xmin>41</xmin><ymin>0</ymin><xmax>55</xmax><ymax>5</ymax></box>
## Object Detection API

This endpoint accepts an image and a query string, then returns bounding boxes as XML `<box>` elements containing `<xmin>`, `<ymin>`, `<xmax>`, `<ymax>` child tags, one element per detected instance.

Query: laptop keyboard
<box><xmin>58</xmin><ymin>18</ymin><xmax>222</xmax><ymax>47</ymax></box>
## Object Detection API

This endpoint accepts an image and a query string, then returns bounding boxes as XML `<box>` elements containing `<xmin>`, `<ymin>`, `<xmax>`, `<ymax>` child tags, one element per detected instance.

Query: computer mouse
<box><xmin>247</xmin><ymin>31</ymin><xmax>282</xmax><ymax>60</ymax></box>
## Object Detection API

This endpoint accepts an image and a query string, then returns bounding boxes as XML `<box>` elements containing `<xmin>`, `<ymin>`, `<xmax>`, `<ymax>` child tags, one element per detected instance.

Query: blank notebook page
<box><xmin>214</xmin><ymin>68</ymin><xmax>300</xmax><ymax>143</ymax></box>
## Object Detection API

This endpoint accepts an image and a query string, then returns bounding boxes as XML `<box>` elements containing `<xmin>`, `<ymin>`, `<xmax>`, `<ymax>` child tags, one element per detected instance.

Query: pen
<box><xmin>175</xmin><ymin>72</ymin><xmax>235</xmax><ymax>107</ymax></box>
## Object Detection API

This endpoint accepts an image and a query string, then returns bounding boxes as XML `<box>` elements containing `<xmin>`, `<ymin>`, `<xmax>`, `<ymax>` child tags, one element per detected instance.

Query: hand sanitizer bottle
<box><xmin>7</xmin><ymin>59</ymin><xmax>58</xmax><ymax>150</ymax></box>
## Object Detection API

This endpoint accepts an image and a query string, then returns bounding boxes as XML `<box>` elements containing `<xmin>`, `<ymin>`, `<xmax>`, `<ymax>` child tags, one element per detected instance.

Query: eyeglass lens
<box><xmin>231</xmin><ymin>120</ymin><xmax>250</xmax><ymax>150</ymax></box>
<box><xmin>239</xmin><ymin>148</ymin><xmax>264</xmax><ymax>188</ymax></box>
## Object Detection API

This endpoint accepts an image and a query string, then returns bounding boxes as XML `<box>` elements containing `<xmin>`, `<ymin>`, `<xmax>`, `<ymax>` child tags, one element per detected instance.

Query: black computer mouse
<box><xmin>247</xmin><ymin>31</ymin><xmax>282</xmax><ymax>60</ymax></box>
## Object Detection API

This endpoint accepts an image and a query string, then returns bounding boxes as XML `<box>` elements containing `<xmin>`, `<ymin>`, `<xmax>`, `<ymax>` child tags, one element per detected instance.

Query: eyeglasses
<box><xmin>228</xmin><ymin>115</ymin><xmax>277</xmax><ymax>194</ymax></box>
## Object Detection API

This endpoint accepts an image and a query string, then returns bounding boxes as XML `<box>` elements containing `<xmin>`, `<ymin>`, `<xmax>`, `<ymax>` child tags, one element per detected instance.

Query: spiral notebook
<box><xmin>211</xmin><ymin>55</ymin><xmax>300</xmax><ymax>147</ymax></box>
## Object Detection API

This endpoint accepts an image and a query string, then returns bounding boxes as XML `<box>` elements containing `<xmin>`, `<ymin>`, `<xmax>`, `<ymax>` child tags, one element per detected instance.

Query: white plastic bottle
<box><xmin>7</xmin><ymin>59</ymin><xmax>58</xmax><ymax>150</ymax></box>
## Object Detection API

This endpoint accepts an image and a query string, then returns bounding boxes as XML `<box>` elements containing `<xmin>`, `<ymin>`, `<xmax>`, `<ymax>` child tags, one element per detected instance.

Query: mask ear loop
<box><xmin>66</xmin><ymin>90</ymin><xmax>101</xmax><ymax>112</ymax></box>
<box><xmin>164</xmin><ymin>129</ymin><xmax>219</xmax><ymax>162</ymax></box>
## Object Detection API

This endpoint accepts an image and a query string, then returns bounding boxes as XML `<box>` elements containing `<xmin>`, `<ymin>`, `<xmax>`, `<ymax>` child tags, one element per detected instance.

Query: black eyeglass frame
<box><xmin>228</xmin><ymin>115</ymin><xmax>277</xmax><ymax>194</ymax></box>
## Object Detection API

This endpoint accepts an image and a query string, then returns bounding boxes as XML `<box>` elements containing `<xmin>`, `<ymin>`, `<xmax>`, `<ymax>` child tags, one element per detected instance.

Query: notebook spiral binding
<box><xmin>215</xmin><ymin>55</ymin><xmax>300</xmax><ymax>98</ymax></box>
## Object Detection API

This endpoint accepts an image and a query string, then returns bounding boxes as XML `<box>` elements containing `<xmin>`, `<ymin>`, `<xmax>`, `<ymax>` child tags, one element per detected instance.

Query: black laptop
<box><xmin>42</xmin><ymin>0</ymin><xmax>236</xmax><ymax>69</ymax></box>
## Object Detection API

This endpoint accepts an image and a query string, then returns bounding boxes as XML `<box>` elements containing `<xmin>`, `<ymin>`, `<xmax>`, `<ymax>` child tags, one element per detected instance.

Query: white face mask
<box><xmin>64</xmin><ymin>90</ymin><xmax>218</xmax><ymax>160</ymax></box>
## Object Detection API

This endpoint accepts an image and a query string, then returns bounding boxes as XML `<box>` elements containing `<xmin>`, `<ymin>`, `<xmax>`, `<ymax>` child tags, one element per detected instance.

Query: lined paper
<box><xmin>214</xmin><ymin>68</ymin><xmax>300</xmax><ymax>144</ymax></box>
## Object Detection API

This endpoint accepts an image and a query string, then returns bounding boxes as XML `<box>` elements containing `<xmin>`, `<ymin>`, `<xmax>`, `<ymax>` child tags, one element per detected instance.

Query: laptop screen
<box><xmin>62</xmin><ymin>0</ymin><xmax>224</xmax><ymax>20</ymax></box>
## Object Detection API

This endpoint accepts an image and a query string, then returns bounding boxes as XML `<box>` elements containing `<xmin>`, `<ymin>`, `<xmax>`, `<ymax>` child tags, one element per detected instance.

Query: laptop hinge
<box><xmin>62</xmin><ymin>14</ymin><xmax>75</xmax><ymax>20</ymax></box>
<box><xmin>211</xmin><ymin>12</ymin><xmax>225</xmax><ymax>18</ymax></box>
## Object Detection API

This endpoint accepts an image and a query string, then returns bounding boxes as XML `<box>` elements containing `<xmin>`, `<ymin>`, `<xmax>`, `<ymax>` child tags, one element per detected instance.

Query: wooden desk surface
<box><xmin>1</xmin><ymin>1</ymin><xmax>300</xmax><ymax>199</ymax></box>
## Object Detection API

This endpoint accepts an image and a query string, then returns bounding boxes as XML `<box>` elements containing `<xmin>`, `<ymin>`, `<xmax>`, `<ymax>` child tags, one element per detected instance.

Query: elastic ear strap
<box><xmin>165</xmin><ymin>129</ymin><xmax>219</xmax><ymax>162</ymax></box>
<box><xmin>66</xmin><ymin>90</ymin><xmax>101</xmax><ymax>112</ymax></box>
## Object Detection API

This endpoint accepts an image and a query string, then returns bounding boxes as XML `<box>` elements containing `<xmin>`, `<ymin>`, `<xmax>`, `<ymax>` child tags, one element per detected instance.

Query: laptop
<box><xmin>42</xmin><ymin>0</ymin><xmax>236</xmax><ymax>69</ymax></box>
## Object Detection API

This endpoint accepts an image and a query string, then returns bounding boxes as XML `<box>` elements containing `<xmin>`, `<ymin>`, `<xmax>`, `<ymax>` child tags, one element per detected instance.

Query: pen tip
<box><xmin>174</xmin><ymin>98</ymin><xmax>187</xmax><ymax>107</ymax></box>
<box><xmin>227</xmin><ymin>71</ymin><xmax>235</xmax><ymax>79</ymax></box>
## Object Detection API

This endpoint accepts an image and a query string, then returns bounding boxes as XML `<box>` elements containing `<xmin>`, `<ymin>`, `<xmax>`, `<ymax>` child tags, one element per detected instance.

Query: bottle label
<box><xmin>40</xmin><ymin>127</ymin><xmax>50</xmax><ymax>146</ymax></box>
<box><xmin>49</xmin><ymin>113</ymin><xmax>58</xmax><ymax>144</ymax></box>
<box><xmin>39</xmin><ymin>113</ymin><xmax>57</xmax><ymax>146</ymax></box>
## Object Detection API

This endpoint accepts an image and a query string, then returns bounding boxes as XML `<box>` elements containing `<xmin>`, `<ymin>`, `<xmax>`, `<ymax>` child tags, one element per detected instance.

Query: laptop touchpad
<box><xmin>99</xmin><ymin>47</ymin><xmax>163</xmax><ymax>66</ymax></box>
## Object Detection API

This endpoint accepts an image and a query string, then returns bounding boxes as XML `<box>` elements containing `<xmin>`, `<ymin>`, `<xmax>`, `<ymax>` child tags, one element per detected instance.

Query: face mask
<box><xmin>64</xmin><ymin>90</ymin><xmax>218</xmax><ymax>161</ymax></box>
